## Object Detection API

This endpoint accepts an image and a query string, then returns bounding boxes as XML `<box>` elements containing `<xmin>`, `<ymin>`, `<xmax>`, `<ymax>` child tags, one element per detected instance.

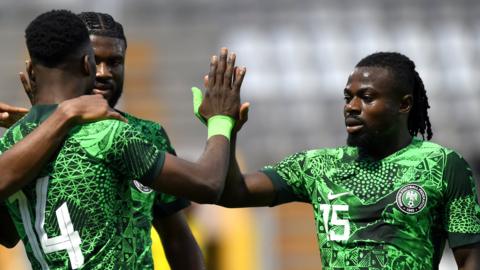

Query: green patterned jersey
<box><xmin>121</xmin><ymin>112</ymin><xmax>190</xmax><ymax>268</ymax></box>
<box><xmin>0</xmin><ymin>105</ymin><xmax>165</xmax><ymax>270</ymax></box>
<box><xmin>263</xmin><ymin>138</ymin><xmax>480</xmax><ymax>270</ymax></box>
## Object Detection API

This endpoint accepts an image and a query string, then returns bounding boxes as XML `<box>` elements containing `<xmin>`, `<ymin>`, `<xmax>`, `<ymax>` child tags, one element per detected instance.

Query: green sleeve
<box><xmin>157</xmin><ymin>126</ymin><xmax>176</xmax><ymax>156</ymax></box>
<box><xmin>443</xmin><ymin>151</ymin><xmax>480</xmax><ymax>248</ymax></box>
<box><xmin>150</xmin><ymin>125</ymin><xmax>191</xmax><ymax>217</ymax></box>
<box><xmin>261</xmin><ymin>151</ymin><xmax>311</xmax><ymax>206</ymax></box>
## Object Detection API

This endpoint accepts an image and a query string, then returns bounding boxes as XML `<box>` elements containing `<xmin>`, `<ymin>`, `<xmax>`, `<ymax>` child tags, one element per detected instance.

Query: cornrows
<box><xmin>356</xmin><ymin>52</ymin><xmax>433</xmax><ymax>140</ymax></box>
<box><xmin>78</xmin><ymin>12</ymin><xmax>127</xmax><ymax>48</ymax></box>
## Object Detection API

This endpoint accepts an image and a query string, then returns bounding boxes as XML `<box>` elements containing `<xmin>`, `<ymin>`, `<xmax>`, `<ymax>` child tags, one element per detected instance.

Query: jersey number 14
<box><xmin>9</xmin><ymin>176</ymin><xmax>84</xmax><ymax>269</ymax></box>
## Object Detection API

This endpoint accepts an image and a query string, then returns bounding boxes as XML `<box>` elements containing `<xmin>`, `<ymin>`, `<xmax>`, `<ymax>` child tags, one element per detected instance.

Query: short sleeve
<box><xmin>149</xmin><ymin>124</ymin><xmax>189</xmax><ymax>217</ymax></box>
<box><xmin>261</xmin><ymin>151</ymin><xmax>311</xmax><ymax>206</ymax></box>
<box><xmin>105</xmin><ymin>122</ymin><xmax>166</xmax><ymax>187</ymax></box>
<box><xmin>157</xmin><ymin>127</ymin><xmax>176</xmax><ymax>156</ymax></box>
<box><xmin>443</xmin><ymin>152</ymin><xmax>480</xmax><ymax>248</ymax></box>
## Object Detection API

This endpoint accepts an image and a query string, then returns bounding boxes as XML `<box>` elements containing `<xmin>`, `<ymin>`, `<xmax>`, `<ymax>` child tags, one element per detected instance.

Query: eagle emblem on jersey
<box><xmin>396</xmin><ymin>184</ymin><xmax>427</xmax><ymax>214</ymax></box>
<box><xmin>133</xmin><ymin>180</ymin><xmax>153</xmax><ymax>193</ymax></box>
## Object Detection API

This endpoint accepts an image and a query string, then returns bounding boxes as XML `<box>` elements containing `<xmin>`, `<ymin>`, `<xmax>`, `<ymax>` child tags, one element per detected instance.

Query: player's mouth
<box><xmin>93</xmin><ymin>83</ymin><xmax>114</xmax><ymax>99</ymax></box>
<box><xmin>345</xmin><ymin>117</ymin><xmax>364</xmax><ymax>133</ymax></box>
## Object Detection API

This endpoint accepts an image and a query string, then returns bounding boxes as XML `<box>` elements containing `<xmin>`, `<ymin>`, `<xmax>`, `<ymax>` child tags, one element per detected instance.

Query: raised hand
<box><xmin>198</xmin><ymin>47</ymin><xmax>246</xmax><ymax>121</ymax></box>
<box><xmin>0</xmin><ymin>102</ymin><xmax>29</xmax><ymax>128</ymax></box>
<box><xmin>201</xmin><ymin>75</ymin><xmax>250</xmax><ymax>133</ymax></box>
<box><xmin>58</xmin><ymin>94</ymin><xmax>127</xmax><ymax>125</ymax></box>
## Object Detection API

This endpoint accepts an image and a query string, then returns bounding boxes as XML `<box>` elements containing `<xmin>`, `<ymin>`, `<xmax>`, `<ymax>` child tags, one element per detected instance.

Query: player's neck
<box><xmin>358</xmin><ymin>131</ymin><xmax>413</xmax><ymax>161</ymax></box>
<box><xmin>33</xmin><ymin>72</ymin><xmax>90</xmax><ymax>105</ymax></box>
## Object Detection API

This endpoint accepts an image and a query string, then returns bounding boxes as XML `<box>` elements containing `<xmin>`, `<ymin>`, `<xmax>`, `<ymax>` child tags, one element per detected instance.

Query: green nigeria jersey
<box><xmin>262</xmin><ymin>138</ymin><xmax>480</xmax><ymax>270</ymax></box>
<box><xmin>121</xmin><ymin>112</ymin><xmax>190</xmax><ymax>268</ymax></box>
<box><xmin>0</xmin><ymin>105</ymin><xmax>165</xmax><ymax>270</ymax></box>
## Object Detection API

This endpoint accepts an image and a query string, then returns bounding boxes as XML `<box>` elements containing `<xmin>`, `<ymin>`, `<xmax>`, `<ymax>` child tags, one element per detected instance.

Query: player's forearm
<box><xmin>454</xmin><ymin>246</ymin><xmax>480</xmax><ymax>270</ymax></box>
<box><xmin>154</xmin><ymin>213</ymin><xmax>205</xmax><ymax>270</ymax></box>
<box><xmin>0</xmin><ymin>107</ymin><xmax>74</xmax><ymax>199</ymax></box>
<box><xmin>217</xmin><ymin>134</ymin><xmax>247</xmax><ymax>206</ymax></box>
<box><xmin>218</xmin><ymin>134</ymin><xmax>276</xmax><ymax>207</ymax></box>
<box><xmin>152</xmin><ymin>135</ymin><xmax>230</xmax><ymax>203</ymax></box>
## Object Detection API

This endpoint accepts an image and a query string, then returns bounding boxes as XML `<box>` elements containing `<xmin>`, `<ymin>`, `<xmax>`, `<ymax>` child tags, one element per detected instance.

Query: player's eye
<box><xmin>362</xmin><ymin>95</ymin><xmax>374</xmax><ymax>103</ymax></box>
<box><xmin>109</xmin><ymin>58</ymin><xmax>124</xmax><ymax>67</ymax></box>
<box><xmin>344</xmin><ymin>95</ymin><xmax>352</xmax><ymax>103</ymax></box>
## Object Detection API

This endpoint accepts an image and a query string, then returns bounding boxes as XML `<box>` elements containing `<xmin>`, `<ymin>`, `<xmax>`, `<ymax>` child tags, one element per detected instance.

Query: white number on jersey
<box><xmin>9</xmin><ymin>176</ymin><xmax>84</xmax><ymax>269</ymax></box>
<box><xmin>319</xmin><ymin>204</ymin><xmax>350</xmax><ymax>241</ymax></box>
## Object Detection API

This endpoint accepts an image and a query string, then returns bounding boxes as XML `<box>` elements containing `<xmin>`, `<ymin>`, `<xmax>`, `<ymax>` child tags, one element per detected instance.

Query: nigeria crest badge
<box><xmin>133</xmin><ymin>180</ymin><xmax>153</xmax><ymax>194</ymax></box>
<box><xmin>396</xmin><ymin>184</ymin><xmax>427</xmax><ymax>214</ymax></box>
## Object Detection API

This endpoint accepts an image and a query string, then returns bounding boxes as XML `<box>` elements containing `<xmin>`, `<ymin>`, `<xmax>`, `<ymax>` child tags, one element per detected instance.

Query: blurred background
<box><xmin>0</xmin><ymin>0</ymin><xmax>479</xmax><ymax>269</ymax></box>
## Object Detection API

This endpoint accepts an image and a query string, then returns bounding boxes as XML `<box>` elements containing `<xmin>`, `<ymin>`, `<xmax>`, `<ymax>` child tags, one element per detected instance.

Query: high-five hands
<box><xmin>192</xmin><ymin>47</ymin><xmax>249</xmax><ymax>133</ymax></box>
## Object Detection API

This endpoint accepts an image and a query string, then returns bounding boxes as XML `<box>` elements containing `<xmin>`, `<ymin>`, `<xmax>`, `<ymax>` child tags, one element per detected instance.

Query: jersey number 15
<box><xmin>319</xmin><ymin>204</ymin><xmax>350</xmax><ymax>241</ymax></box>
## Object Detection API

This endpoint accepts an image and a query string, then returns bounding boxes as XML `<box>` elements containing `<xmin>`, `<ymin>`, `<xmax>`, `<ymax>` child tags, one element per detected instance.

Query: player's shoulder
<box><xmin>276</xmin><ymin>146</ymin><xmax>352</xmax><ymax>165</ymax></box>
<box><xmin>118</xmin><ymin>111</ymin><xmax>175</xmax><ymax>153</ymax></box>
<box><xmin>120</xmin><ymin>111</ymin><xmax>163</xmax><ymax>131</ymax></box>
<box><xmin>411</xmin><ymin>138</ymin><xmax>461</xmax><ymax>158</ymax></box>
<box><xmin>72</xmin><ymin>118</ymin><xmax>132</xmax><ymax>138</ymax></box>
<box><xmin>69</xmin><ymin>119</ymin><xmax>140</xmax><ymax>158</ymax></box>
<box><xmin>0</xmin><ymin>117</ymin><xmax>37</xmax><ymax>149</ymax></box>
<box><xmin>406</xmin><ymin>138</ymin><xmax>467</xmax><ymax>167</ymax></box>
<box><xmin>304</xmin><ymin>146</ymin><xmax>356</xmax><ymax>160</ymax></box>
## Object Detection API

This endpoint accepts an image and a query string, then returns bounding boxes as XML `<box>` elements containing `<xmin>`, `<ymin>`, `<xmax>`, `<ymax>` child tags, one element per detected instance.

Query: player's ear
<box><xmin>399</xmin><ymin>94</ymin><xmax>413</xmax><ymax>114</ymax></box>
<box><xmin>26</xmin><ymin>60</ymin><xmax>35</xmax><ymax>82</ymax></box>
<box><xmin>82</xmin><ymin>54</ymin><xmax>92</xmax><ymax>76</ymax></box>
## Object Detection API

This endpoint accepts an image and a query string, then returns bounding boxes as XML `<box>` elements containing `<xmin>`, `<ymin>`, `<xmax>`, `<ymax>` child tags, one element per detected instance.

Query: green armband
<box><xmin>208</xmin><ymin>115</ymin><xmax>235</xmax><ymax>140</ymax></box>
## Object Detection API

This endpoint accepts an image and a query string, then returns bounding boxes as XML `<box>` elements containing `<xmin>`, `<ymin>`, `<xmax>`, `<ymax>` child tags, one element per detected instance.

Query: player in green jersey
<box><xmin>78</xmin><ymin>12</ymin><xmax>202</xmax><ymax>268</ymax></box>
<box><xmin>10</xmin><ymin>11</ymin><xmax>204</xmax><ymax>269</ymax></box>
<box><xmin>0</xmin><ymin>10</ymin><xmax>244</xmax><ymax>269</ymax></box>
<box><xmin>196</xmin><ymin>52</ymin><xmax>479</xmax><ymax>269</ymax></box>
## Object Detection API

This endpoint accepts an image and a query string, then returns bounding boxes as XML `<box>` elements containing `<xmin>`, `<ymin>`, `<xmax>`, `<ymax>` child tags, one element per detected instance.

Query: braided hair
<box><xmin>356</xmin><ymin>52</ymin><xmax>433</xmax><ymax>140</ymax></box>
<box><xmin>78</xmin><ymin>12</ymin><xmax>127</xmax><ymax>48</ymax></box>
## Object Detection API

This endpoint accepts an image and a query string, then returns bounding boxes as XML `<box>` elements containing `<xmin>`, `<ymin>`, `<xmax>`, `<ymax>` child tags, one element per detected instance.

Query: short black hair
<box><xmin>356</xmin><ymin>52</ymin><xmax>433</xmax><ymax>140</ymax></box>
<box><xmin>25</xmin><ymin>10</ymin><xmax>90</xmax><ymax>68</ymax></box>
<box><xmin>78</xmin><ymin>12</ymin><xmax>127</xmax><ymax>48</ymax></box>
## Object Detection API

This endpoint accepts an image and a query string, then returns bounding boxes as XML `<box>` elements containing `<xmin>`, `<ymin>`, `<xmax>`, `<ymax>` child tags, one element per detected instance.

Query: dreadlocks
<box><xmin>356</xmin><ymin>52</ymin><xmax>433</xmax><ymax>140</ymax></box>
<box><xmin>77</xmin><ymin>12</ymin><xmax>127</xmax><ymax>48</ymax></box>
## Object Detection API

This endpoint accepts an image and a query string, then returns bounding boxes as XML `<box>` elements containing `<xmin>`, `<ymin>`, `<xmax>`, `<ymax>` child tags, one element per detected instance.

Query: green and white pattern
<box><xmin>121</xmin><ymin>112</ymin><xmax>190</xmax><ymax>268</ymax></box>
<box><xmin>264</xmin><ymin>138</ymin><xmax>480</xmax><ymax>270</ymax></box>
<box><xmin>1</xmin><ymin>105</ymin><xmax>165</xmax><ymax>269</ymax></box>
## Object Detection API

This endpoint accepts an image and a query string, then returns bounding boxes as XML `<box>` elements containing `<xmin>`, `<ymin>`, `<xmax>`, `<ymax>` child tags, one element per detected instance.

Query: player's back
<box><xmin>1</xmin><ymin>105</ymin><xmax>163</xmax><ymax>270</ymax></box>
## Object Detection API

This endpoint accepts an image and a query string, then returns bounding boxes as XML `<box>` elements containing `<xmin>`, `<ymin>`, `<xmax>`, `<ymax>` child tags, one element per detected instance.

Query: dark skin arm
<box><xmin>191</xmin><ymin>74</ymin><xmax>277</xmax><ymax>207</ymax></box>
<box><xmin>153</xmin><ymin>212</ymin><xmax>205</xmax><ymax>270</ymax></box>
<box><xmin>148</xmin><ymin>48</ymin><xmax>245</xmax><ymax>203</ymax></box>
<box><xmin>453</xmin><ymin>245</ymin><xmax>480</xmax><ymax>270</ymax></box>
<box><xmin>195</xmin><ymin>72</ymin><xmax>278</xmax><ymax>208</ymax></box>
<box><xmin>218</xmin><ymin>134</ymin><xmax>277</xmax><ymax>207</ymax></box>
<box><xmin>0</xmin><ymin>95</ymin><xmax>126</xmax><ymax>199</ymax></box>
